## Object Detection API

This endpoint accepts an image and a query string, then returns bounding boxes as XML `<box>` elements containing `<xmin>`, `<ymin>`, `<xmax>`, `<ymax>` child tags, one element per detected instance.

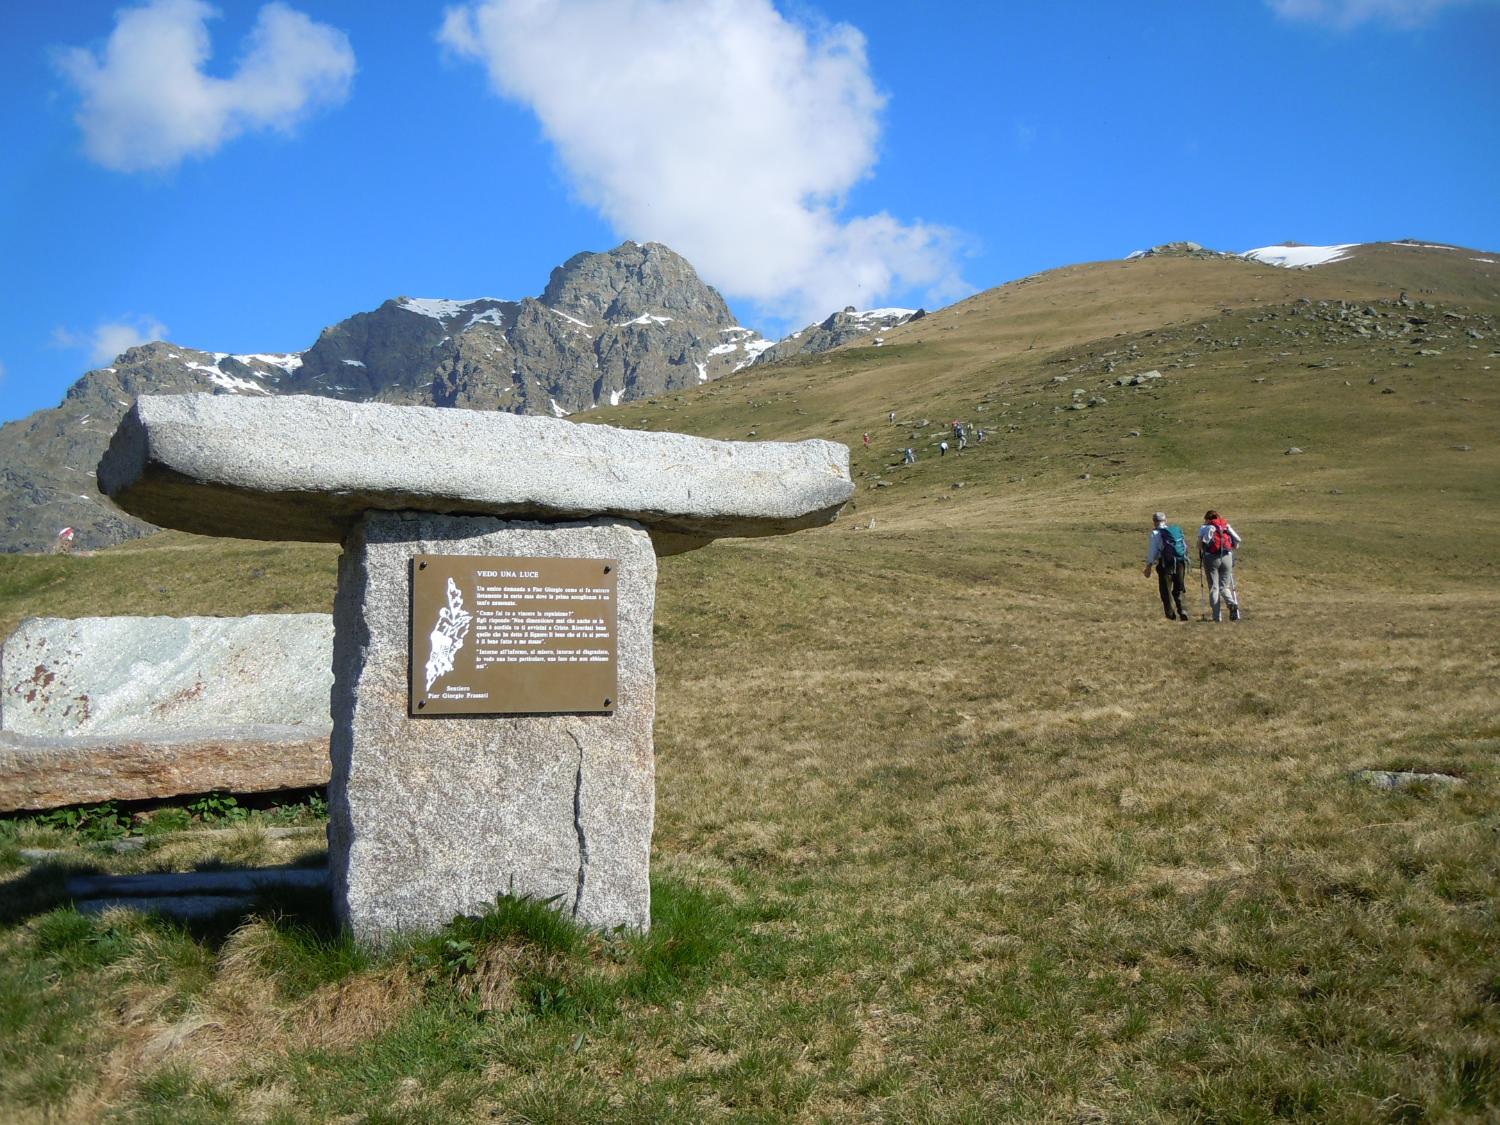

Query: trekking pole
<box><xmin>1198</xmin><ymin>552</ymin><xmax>1210</xmax><ymax>620</ymax></box>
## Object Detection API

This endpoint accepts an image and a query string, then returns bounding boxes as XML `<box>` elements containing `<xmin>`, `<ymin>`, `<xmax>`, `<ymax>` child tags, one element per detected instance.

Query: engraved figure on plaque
<box><xmin>424</xmin><ymin>576</ymin><xmax>472</xmax><ymax>692</ymax></box>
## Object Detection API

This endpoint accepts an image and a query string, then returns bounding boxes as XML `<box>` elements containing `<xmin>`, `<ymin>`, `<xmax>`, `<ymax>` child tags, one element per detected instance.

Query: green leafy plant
<box><xmin>187</xmin><ymin>793</ymin><xmax>247</xmax><ymax>824</ymax></box>
<box><xmin>440</xmin><ymin>939</ymin><xmax>478</xmax><ymax>977</ymax></box>
<box><xmin>34</xmin><ymin>802</ymin><xmax>129</xmax><ymax>841</ymax></box>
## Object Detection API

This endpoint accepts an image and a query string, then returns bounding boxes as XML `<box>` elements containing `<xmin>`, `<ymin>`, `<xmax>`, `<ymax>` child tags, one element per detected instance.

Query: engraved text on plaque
<box><xmin>409</xmin><ymin>555</ymin><xmax>618</xmax><ymax>715</ymax></box>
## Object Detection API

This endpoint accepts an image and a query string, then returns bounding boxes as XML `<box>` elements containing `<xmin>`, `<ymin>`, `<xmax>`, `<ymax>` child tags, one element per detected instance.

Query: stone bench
<box><xmin>99</xmin><ymin>395</ymin><xmax>852</xmax><ymax>939</ymax></box>
<box><xmin>98</xmin><ymin>393</ymin><xmax>853</xmax><ymax>554</ymax></box>
<box><xmin>0</xmin><ymin>613</ymin><xmax>333</xmax><ymax>812</ymax></box>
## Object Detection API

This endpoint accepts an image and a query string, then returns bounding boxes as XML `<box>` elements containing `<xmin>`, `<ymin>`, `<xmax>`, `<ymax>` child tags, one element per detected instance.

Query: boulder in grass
<box><xmin>0</xmin><ymin>614</ymin><xmax>332</xmax><ymax>811</ymax></box>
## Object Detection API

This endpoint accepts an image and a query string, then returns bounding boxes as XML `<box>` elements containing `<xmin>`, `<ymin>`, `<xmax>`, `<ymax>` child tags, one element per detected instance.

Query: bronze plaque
<box><xmin>409</xmin><ymin>555</ymin><xmax>618</xmax><ymax>716</ymax></box>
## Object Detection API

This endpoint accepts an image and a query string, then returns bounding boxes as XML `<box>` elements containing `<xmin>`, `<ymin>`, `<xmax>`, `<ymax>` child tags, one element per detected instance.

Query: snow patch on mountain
<box><xmin>398</xmin><ymin>297</ymin><xmax>496</xmax><ymax>320</ymax></box>
<box><xmin>1242</xmin><ymin>244</ymin><xmax>1357</xmax><ymax>268</ymax></box>
<box><xmin>464</xmin><ymin>308</ymin><xmax>507</xmax><ymax>330</ymax></box>
<box><xmin>210</xmin><ymin>373</ymin><xmax>272</xmax><ymax>395</ymax></box>
<box><xmin>232</xmin><ymin>352</ymin><xmax>303</xmax><ymax>373</ymax></box>
<box><xmin>549</xmin><ymin>307</ymin><xmax>592</xmax><ymax>330</ymax></box>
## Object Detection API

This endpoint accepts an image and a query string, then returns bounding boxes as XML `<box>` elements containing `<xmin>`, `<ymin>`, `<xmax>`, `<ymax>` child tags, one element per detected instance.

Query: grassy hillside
<box><xmin>2</xmin><ymin>248</ymin><xmax>1497</xmax><ymax>1121</ymax></box>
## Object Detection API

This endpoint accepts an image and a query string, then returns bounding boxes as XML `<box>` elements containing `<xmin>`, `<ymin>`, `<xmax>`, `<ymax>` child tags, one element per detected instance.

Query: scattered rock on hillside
<box><xmin>1355</xmin><ymin>769</ymin><xmax>1465</xmax><ymax>790</ymax></box>
<box><xmin>1285</xmin><ymin>446</ymin><xmax>1304</xmax><ymax>455</ymax></box>
<box><xmin>1124</xmin><ymin>241</ymin><xmax>1235</xmax><ymax>261</ymax></box>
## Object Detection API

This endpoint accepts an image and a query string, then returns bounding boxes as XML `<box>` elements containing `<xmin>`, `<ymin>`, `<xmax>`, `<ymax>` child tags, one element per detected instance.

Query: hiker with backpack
<box><xmin>1198</xmin><ymin>509</ymin><xmax>1242</xmax><ymax>622</ymax></box>
<box><xmin>1143</xmin><ymin>512</ymin><xmax>1190</xmax><ymax>621</ymax></box>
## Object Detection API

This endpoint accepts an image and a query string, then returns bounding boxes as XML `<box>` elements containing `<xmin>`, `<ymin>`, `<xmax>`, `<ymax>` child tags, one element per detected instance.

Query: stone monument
<box><xmin>99</xmin><ymin>394</ymin><xmax>851</xmax><ymax>940</ymax></box>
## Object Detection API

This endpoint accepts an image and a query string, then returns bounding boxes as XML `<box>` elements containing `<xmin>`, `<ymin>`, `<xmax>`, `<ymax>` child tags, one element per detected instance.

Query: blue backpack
<box><xmin>1161</xmin><ymin>524</ymin><xmax>1189</xmax><ymax>565</ymax></box>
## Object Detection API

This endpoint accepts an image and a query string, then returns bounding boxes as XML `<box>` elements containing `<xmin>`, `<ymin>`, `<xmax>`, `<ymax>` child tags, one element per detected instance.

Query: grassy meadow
<box><xmin>2</xmin><ymin>251</ymin><xmax>1498</xmax><ymax>1121</ymax></box>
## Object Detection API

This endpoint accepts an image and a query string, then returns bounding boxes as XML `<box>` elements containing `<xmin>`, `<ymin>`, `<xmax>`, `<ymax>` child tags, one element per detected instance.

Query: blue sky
<box><xmin>2</xmin><ymin>0</ymin><xmax>1497</xmax><ymax>424</ymax></box>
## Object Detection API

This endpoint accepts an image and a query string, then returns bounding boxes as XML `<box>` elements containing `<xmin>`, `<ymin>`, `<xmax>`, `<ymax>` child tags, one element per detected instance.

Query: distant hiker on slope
<box><xmin>1198</xmin><ymin>509</ymin><xmax>1243</xmax><ymax>622</ymax></box>
<box><xmin>1143</xmin><ymin>512</ymin><xmax>1190</xmax><ymax>621</ymax></box>
<box><xmin>939</xmin><ymin>440</ymin><xmax>949</xmax><ymax>457</ymax></box>
<box><xmin>903</xmin><ymin>447</ymin><xmax>916</xmax><ymax>464</ymax></box>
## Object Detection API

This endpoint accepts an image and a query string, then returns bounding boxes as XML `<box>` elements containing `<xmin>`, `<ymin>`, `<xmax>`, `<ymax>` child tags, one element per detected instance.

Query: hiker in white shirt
<box><xmin>1197</xmin><ymin>509</ymin><xmax>1242</xmax><ymax>622</ymax></box>
<box><xmin>1142</xmin><ymin>512</ymin><xmax>1189</xmax><ymax>621</ymax></box>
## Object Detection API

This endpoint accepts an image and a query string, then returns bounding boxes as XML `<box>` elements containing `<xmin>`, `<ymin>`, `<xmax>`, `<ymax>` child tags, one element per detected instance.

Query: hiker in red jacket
<box><xmin>1198</xmin><ymin>509</ymin><xmax>1242</xmax><ymax>622</ymax></box>
<box><xmin>1143</xmin><ymin>512</ymin><xmax>1189</xmax><ymax>621</ymax></box>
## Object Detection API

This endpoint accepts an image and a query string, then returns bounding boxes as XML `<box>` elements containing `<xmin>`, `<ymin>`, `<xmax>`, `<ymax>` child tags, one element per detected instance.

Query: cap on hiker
<box><xmin>1152</xmin><ymin>511</ymin><xmax>1166</xmax><ymax>523</ymax></box>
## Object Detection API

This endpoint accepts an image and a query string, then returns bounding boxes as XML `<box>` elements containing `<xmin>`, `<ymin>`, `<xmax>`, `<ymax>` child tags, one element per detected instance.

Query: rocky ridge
<box><xmin>753</xmin><ymin>306</ymin><xmax>925</xmax><ymax>366</ymax></box>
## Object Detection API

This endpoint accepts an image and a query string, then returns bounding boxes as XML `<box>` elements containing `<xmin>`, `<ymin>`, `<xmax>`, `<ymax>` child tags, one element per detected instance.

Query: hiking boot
<box><xmin>1178</xmin><ymin>610</ymin><xmax>1190</xmax><ymax>621</ymax></box>
<box><xmin>1230</xmin><ymin>605</ymin><xmax>1241</xmax><ymax>621</ymax></box>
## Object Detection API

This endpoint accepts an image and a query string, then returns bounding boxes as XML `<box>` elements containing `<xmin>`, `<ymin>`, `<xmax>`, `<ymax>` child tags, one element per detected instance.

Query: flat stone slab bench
<box><xmin>0</xmin><ymin>614</ymin><xmax>333</xmax><ymax>811</ymax></box>
<box><xmin>96</xmin><ymin>395</ymin><xmax>853</xmax><ymax>940</ymax></box>
<box><xmin>98</xmin><ymin>394</ymin><xmax>854</xmax><ymax>553</ymax></box>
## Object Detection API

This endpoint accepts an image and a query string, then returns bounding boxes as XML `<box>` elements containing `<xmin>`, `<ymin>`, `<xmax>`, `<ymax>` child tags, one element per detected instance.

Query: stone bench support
<box><xmin>329</xmin><ymin>512</ymin><xmax>656</xmax><ymax>939</ymax></box>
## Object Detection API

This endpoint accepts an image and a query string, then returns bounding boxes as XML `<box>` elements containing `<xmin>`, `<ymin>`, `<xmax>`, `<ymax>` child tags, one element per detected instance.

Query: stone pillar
<box><xmin>327</xmin><ymin>512</ymin><xmax>656</xmax><ymax>940</ymax></box>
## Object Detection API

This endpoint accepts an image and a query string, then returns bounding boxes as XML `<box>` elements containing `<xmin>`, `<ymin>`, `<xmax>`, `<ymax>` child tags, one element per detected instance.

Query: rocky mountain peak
<box><xmin>540</xmin><ymin>241</ymin><xmax>734</xmax><ymax>327</ymax></box>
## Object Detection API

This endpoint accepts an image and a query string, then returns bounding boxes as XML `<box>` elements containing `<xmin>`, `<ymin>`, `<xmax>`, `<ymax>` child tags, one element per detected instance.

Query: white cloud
<box><xmin>53</xmin><ymin>316</ymin><xmax>170</xmax><ymax>365</ymax></box>
<box><xmin>56</xmin><ymin>0</ymin><xmax>355</xmax><ymax>173</ymax></box>
<box><xmin>439</xmin><ymin>0</ymin><xmax>966</xmax><ymax>324</ymax></box>
<box><xmin>1266</xmin><ymin>0</ymin><xmax>1494</xmax><ymax>27</ymax></box>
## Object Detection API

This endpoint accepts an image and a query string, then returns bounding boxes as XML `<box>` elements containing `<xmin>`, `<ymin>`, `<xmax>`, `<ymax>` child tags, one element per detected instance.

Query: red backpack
<box><xmin>1206</xmin><ymin>518</ymin><xmax>1235</xmax><ymax>554</ymax></box>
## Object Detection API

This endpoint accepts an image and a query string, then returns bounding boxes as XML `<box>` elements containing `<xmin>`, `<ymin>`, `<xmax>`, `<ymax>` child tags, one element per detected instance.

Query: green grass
<box><xmin>0</xmin><ymin>532</ymin><xmax>337</xmax><ymax>639</ymax></box>
<box><xmin>1</xmin><ymin>265</ymin><xmax>1498</xmax><ymax>1119</ymax></box>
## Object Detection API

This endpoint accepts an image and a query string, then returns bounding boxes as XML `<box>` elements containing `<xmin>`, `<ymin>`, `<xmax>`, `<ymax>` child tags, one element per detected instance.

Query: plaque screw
<box><xmin>604</xmin><ymin>698</ymin><xmax>612</xmax><ymax>707</ymax></box>
<box><xmin>603</xmin><ymin>565</ymin><xmax>612</xmax><ymax>574</ymax></box>
<box><xmin>419</xmin><ymin>561</ymin><xmax>427</xmax><ymax>570</ymax></box>
<box><xmin>417</xmin><ymin>700</ymin><xmax>427</xmax><ymax>709</ymax></box>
